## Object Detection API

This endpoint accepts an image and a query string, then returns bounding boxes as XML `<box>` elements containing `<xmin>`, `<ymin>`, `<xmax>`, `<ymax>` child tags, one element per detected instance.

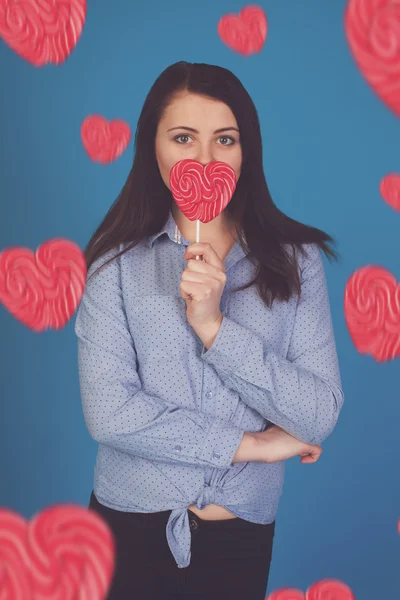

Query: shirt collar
<box><xmin>146</xmin><ymin>209</ymin><xmax>247</xmax><ymax>266</ymax></box>
<box><xmin>147</xmin><ymin>209</ymin><xmax>185</xmax><ymax>248</ymax></box>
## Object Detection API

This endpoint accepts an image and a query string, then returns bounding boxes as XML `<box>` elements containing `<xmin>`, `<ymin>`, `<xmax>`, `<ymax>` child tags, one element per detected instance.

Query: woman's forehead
<box><xmin>161</xmin><ymin>93</ymin><xmax>237</xmax><ymax>126</ymax></box>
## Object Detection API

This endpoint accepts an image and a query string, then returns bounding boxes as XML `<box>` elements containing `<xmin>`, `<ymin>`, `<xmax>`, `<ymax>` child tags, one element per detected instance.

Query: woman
<box><xmin>75</xmin><ymin>61</ymin><xmax>344</xmax><ymax>600</ymax></box>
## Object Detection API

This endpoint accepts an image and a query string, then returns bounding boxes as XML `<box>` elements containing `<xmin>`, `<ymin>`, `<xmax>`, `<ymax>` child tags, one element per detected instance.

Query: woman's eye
<box><xmin>218</xmin><ymin>136</ymin><xmax>235</xmax><ymax>146</ymax></box>
<box><xmin>174</xmin><ymin>134</ymin><xmax>236</xmax><ymax>145</ymax></box>
<box><xmin>175</xmin><ymin>135</ymin><xmax>191</xmax><ymax>144</ymax></box>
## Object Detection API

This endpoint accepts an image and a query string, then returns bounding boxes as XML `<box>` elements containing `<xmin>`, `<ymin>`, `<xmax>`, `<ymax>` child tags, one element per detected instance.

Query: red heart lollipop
<box><xmin>81</xmin><ymin>115</ymin><xmax>131</xmax><ymax>165</ymax></box>
<box><xmin>0</xmin><ymin>504</ymin><xmax>115</xmax><ymax>599</ymax></box>
<box><xmin>218</xmin><ymin>5</ymin><xmax>268</xmax><ymax>56</ymax></box>
<box><xmin>0</xmin><ymin>238</ymin><xmax>86</xmax><ymax>332</ymax></box>
<box><xmin>344</xmin><ymin>265</ymin><xmax>400</xmax><ymax>362</ymax></box>
<box><xmin>306</xmin><ymin>579</ymin><xmax>355</xmax><ymax>600</ymax></box>
<box><xmin>0</xmin><ymin>0</ymin><xmax>87</xmax><ymax>67</ymax></box>
<box><xmin>266</xmin><ymin>580</ymin><xmax>355</xmax><ymax>600</ymax></box>
<box><xmin>169</xmin><ymin>159</ymin><xmax>237</xmax><ymax>223</ymax></box>
<box><xmin>345</xmin><ymin>0</ymin><xmax>400</xmax><ymax>117</ymax></box>
<box><xmin>380</xmin><ymin>173</ymin><xmax>400</xmax><ymax>212</ymax></box>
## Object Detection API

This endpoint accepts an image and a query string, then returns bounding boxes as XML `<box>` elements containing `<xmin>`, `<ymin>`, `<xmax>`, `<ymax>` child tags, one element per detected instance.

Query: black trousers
<box><xmin>89</xmin><ymin>490</ymin><xmax>275</xmax><ymax>600</ymax></box>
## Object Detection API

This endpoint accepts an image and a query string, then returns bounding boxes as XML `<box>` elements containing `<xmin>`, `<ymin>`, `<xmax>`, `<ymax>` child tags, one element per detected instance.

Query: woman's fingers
<box><xmin>300</xmin><ymin>456</ymin><xmax>313</xmax><ymax>463</ymax></box>
<box><xmin>300</xmin><ymin>449</ymin><xmax>322</xmax><ymax>463</ymax></box>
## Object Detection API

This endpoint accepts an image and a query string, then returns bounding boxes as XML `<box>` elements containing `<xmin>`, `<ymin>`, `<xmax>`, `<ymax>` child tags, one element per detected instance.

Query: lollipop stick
<box><xmin>195</xmin><ymin>219</ymin><xmax>200</xmax><ymax>261</ymax></box>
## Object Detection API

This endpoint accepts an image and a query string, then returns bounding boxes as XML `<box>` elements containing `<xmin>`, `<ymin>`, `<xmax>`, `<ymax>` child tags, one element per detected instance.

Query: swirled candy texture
<box><xmin>81</xmin><ymin>115</ymin><xmax>132</xmax><ymax>164</ymax></box>
<box><xmin>306</xmin><ymin>580</ymin><xmax>355</xmax><ymax>600</ymax></box>
<box><xmin>169</xmin><ymin>159</ymin><xmax>237</xmax><ymax>223</ymax></box>
<box><xmin>344</xmin><ymin>265</ymin><xmax>400</xmax><ymax>362</ymax></box>
<box><xmin>0</xmin><ymin>239</ymin><xmax>86</xmax><ymax>332</ymax></box>
<box><xmin>0</xmin><ymin>505</ymin><xmax>115</xmax><ymax>599</ymax></box>
<box><xmin>345</xmin><ymin>0</ymin><xmax>400</xmax><ymax>117</ymax></box>
<box><xmin>0</xmin><ymin>0</ymin><xmax>86</xmax><ymax>66</ymax></box>
<box><xmin>266</xmin><ymin>579</ymin><xmax>355</xmax><ymax>600</ymax></box>
<box><xmin>218</xmin><ymin>4</ymin><xmax>267</xmax><ymax>55</ymax></box>
<box><xmin>380</xmin><ymin>173</ymin><xmax>400</xmax><ymax>212</ymax></box>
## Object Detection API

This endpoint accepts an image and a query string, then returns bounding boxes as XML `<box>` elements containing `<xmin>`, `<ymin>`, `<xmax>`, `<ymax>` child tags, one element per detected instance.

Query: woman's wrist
<box><xmin>232</xmin><ymin>431</ymin><xmax>263</xmax><ymax>463</ymax></box>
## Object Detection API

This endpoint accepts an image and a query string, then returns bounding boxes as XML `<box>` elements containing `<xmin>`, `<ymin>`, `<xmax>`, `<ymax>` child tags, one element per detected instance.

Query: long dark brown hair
<box><xmin>85</xmin><ymin>61</ymin><xmax>339</xmax><ymax>307</ymax></box>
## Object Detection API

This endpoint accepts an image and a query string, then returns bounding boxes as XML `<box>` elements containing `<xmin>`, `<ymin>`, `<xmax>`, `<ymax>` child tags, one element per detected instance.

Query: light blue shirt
<box><xmin>75</xmin><ymin>209</ymin><xmax>344</xmax><ymax>569</ymax></box>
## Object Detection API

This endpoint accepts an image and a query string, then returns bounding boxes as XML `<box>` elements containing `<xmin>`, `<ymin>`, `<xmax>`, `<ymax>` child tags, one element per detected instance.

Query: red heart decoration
<box><xmin>0</xmin><ymin>504</ymin><xmax>115</xmax><ymax>599</ymax></box>
<box><xmin>0</xmin><ymin>238</ymin><xmax>86</xmax><ymax>332</ymax></box>
<box><xmin>81</xmin><ymin>115</ymin><xmax>131</xmax><ymax>165</ymax></box>
<box><xmin>306</xmin><ymin>579</ymin><xmax>355</xmax><ymax>600</ymax></box>
<box><xmin>218</xmin><ymin>4</ymin><xmax>267</xmax><ymax>56</ymax></box>
<box><xmin>0</xmin><ymin>0</ymin><xmax>86</xmax><ymax>67</ymax></box>
<box><xmin>344</xmin><ymin>265</ymin><xmax>400</xmax><ymax>362</ymax></box>
<box><xmin>266</xmin><ymin>589</ymin><xmax>305</xmax><ymax>599</ymax></box>
<box><xmin>266</xmin><ymin>580</ymin><xmax>355</xmax><ymax>600</ymax></box>
<box><xmin>169</xmin><ymin>159</ymin><xmax>237</xmax><ymax>223</ymax></box>
<box><xmin>380</xmin><ymin>173</ymin><xmax>400</xmax><ymax>212</ymax></box>
<box><xmin>345</xmin><ymin>0</ymin><xmax>400</xmax><ymax>117</ymax></box>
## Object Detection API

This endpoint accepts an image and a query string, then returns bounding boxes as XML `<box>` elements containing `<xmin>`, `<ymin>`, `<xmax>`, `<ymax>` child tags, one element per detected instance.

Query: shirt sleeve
<box><xmin>74</xmin><ymin>249</ymin><xmax>245</xmax><ymax>469</ymax></box>
<box><xmin>201</xmin><ymin>243</ymin><xmax>344</xmax><ymax>445</ymax></box>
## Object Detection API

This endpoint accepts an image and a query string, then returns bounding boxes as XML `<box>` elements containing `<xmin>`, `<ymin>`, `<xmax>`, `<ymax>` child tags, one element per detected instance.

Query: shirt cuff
<box><xmin>199</xmin><ymin>420</ymin><xmax>246</xmax><ymax>468</ymax></box>
<box><xmin>201</xmin><ymin>316</ymin><xmax>254</xmax><ymax>377</ymax></box>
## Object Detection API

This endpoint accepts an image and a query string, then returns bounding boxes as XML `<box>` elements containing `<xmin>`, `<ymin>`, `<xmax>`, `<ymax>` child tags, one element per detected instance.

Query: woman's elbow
<box><xmin>313</xmin><ymin>388</ymin><xmax>344</xmax><ymax>445</ymax></box>
<box><xmin>82</xmin><ymin>410</ymin><xmax>109</xmax><ymax>445</ymax></box>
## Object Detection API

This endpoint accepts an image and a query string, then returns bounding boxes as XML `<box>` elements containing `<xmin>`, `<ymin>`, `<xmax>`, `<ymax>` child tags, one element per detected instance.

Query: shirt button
<box><xmin>213</xmin><ymin>452</ymin><xmax>221</xmax><ymax>459</ymax></box>
<box><xmin>206</xmin><ymin>391</ymin><xmax>213</xmax><ymax>399</ymax></box>
<box><xmin>174</xmin><ymin>445</ymin><xmax>182</xmax><ymax>451</ymax></box>
<box><xmin>189</xmin><ymin>518</ymin><xmax>199</xmax><ymax>531</ymax></box>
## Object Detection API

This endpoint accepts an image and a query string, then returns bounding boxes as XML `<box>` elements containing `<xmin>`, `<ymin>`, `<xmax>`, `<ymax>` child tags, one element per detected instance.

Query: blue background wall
<box><xmin>1</xmin><ymin>0</ymin><xmax>399</xmax><ymax>597</ymax></box>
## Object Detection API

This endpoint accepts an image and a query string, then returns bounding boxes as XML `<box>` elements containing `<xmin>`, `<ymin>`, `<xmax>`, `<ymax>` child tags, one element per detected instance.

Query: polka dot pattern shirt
<box><xmin>74</xmin><ymin>209</ymin><xmax>344</xmax><ymax>569</ymax></box>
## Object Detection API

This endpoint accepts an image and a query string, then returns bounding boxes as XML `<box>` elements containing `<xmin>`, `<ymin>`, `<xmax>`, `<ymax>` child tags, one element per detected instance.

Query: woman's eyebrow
<box><xmin>167</xmin><ymin>126</ymin><xmax>239</xmax><ymax>133</ymax></box>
